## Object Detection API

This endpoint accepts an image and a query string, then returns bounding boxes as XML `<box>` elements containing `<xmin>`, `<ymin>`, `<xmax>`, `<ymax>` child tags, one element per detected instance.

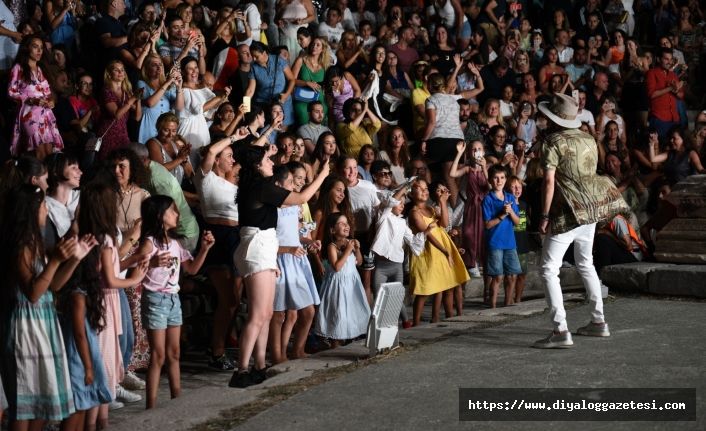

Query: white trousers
<box><xmin>540</xmin><ymin>223</ymin><xmax>604</xmax><ymax>332</ymax></box>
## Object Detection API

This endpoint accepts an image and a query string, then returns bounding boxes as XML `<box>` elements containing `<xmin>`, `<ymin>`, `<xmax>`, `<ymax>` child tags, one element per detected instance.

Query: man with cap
<box><xmin>534</xmin><ymin>93</ymin><xmax>629</xmax><ymax>349</ymax></box>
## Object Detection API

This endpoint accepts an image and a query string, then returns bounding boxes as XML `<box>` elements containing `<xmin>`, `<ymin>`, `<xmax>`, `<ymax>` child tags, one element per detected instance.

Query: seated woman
<box><xmin>384</xmin><ymin>50</ymin><xmax>413</xmax><ymax>100</ymax></box>
<box><xmin>597</xmin><ymin>120</ymin><xmax>629</xmax><ymax>171</ymax></box>
<box><xmin>146</xmin><ymin>112</ymin><xmax>194</xmax><ymax>185</ymax></box>
<box><xmin>336</xmin><ymin>97</ymin><xmax>380</xmax><ymax>159</ymax></box>
<box><xmin>595</xmin><ymin>93</ymin><xmax>626</xmax><ymax>145</ymax></box>
<box><xmin>603</xmin><ymin>151</ymin><xmax>647</xmax><ymax>229</ymax></box>
<box><xmin>537</xmin><ymin>47</ymin><xmax>564</xmax><ymax>92</ymax></box>
<box><xmin>209</xmin><ymin>102</ymin><xmax>246</xmax><ymax>140</ymax></box>
<box><xmin>68</xmin><ymin>72</ymin><xmax>100</xmax><ymax>133</ymax></box>
<box><xmin>336</xmin><ymin>30</ymin><xmax>369</xmax><ymax>79</ymax></box>
<box><xmin>631</xmin><ymin>127</ymin><xmax>664</xmax><ymax>187</ymax></box>
<box><xmin>649</xmin><ymin>126</ymin><xmax>706</xmax><ymax>187</ymax></box>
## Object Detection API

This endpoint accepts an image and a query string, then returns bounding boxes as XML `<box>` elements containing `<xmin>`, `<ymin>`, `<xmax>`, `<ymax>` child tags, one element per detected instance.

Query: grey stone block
<box><xmin>601</xmin><ymin>262</ymin><xmax>677</xmax><ymax>292</ymax></box>
<box><xmin>647</xmin><ymin>265</ymin><xmax>706</xmax><ymax>297</ymax></box>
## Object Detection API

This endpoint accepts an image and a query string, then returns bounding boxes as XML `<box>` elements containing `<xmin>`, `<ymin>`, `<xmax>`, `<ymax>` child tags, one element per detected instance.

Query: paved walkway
<box><xmin>237</xmin><ymin>298</ymin><xmax>706</xmax><ymax>431</ymax></box>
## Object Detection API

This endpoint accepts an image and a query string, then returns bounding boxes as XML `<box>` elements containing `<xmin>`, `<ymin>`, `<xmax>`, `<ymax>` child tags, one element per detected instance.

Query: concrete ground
<box><xmin>236</xmin><ymin>298</ymin><xmax>706</xmax><ymax>431</ymax></box>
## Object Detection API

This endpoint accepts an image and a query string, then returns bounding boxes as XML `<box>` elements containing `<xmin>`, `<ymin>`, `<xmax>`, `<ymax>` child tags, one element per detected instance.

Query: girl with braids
<box><xmin>0</xmin><ymin>185</ymin><xmax>96</xmax><ymax>429</ymax></box>
<box><xmin>57</xmin><ymin>245</ymin><xmax>113</xmax><ymax>431</ymax></box>
<box><xmin>229</xmin><ymin>145</ymin><xmax>330</xmax><ymax>388</ymax></box>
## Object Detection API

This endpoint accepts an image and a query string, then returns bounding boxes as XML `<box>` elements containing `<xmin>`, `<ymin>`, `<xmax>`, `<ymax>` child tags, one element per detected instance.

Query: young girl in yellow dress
<box><xmin>407</xmin><ymin>180</ymin><xmax>469</xmax><ymax>326</ymax></box>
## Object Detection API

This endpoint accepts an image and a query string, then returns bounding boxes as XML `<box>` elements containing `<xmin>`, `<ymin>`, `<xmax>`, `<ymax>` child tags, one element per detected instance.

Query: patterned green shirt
<box><xmin>541</xmin><ymin>128</ymin><xmax>629</xmax><ymax>234</ymax></box>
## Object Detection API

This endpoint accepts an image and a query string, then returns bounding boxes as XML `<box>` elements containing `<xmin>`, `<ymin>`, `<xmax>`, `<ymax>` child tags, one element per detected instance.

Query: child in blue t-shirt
<box><xmin>482</xmin><ymin>165</ymin><xmax>522</xmax><ymax>308</ymax></box>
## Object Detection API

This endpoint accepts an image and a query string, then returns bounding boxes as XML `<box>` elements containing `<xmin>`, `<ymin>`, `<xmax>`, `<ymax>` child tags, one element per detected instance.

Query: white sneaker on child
<box><xmin>121</xmin><ymin>371</ymin><xmax>146</xmax><ymax>390</ymax></box>
<box><xmin>468</xmin><ymin>267</ymin><xmax>482</xmax><ymax>278</ymax></box>
<box><xmin>116</xmin><ymin>385</ymin><xmax>142</xmax><ymax>403</ymax></box>
<box><xmin>108</xmin><ymin>400</ymin><xmax>124</xmax><ymax>410</ymax></box>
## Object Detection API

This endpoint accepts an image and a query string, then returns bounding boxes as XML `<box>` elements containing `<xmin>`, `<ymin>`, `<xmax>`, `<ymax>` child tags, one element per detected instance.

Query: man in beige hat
<box><xmin>533</xmin><ymin>93</ymin><xmax>628</xmax><ymax>349</ymax></box>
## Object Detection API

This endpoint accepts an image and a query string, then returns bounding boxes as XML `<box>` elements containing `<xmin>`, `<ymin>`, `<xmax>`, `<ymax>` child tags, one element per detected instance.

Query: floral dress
<box><xmin>8</xmin><ymin>64</ymin><xmax>64</xmax><ymax>156</ymax></box>
<box><xmin>95</xmin><ymin>86</ymin><xmax>131</xmax><ymax>162</ymax></box>
<box><xmin>670</xmin><ymin>27</ymin><xmax>703</xmax><ymax>68</ymax></box>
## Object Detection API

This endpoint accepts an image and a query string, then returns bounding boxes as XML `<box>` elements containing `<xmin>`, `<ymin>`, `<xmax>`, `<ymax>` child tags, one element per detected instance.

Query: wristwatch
<box><xmin>540</xmin><ymin>214</ymin><xmax>550</xmax><ymax>221</ymax></box>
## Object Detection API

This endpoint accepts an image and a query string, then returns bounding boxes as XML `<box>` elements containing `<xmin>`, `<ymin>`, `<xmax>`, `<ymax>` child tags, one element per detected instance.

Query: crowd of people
<box><xmin>1</xmin><ymin>0</ymin><xmax>706</xmax><ymax>428</ymax></box>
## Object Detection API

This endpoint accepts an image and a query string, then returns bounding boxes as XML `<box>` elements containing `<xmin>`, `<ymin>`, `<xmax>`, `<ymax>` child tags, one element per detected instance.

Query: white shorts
<box><xmin>233</xmin><ymin>227</ymin><xmax>279</xmax><ymax>278</ymax></box>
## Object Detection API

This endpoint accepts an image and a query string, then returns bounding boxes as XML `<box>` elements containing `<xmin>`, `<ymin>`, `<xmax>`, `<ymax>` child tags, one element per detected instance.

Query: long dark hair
<box><xmin>140</xmin><ymin>195</ymin><xmax>182</xmax><ymax>249</ymax></box>
<box><xmin>235</xmin><ymin>145</ymin><xmax>268</xmax><ymax>205</ymax></box>
<box><xmin>78</xmin><ymin>182</ymin><xmax>119</xmax><ymax>247</ymax></box>
<box><xmin>472</xmin><ymin>27</ymin><xmax>490</xmax><ymax>64</ymax></box>
<box><xmin>313</xmin><ymin>176</ymin><xmax>355</xmax><ymax>237</ymax></box>
<box><xmin>14</xmin><ymin>36</ymin><xmax>45</xmax><ymax>83</ymax></box>
<box><xmin>342</xmin><ymin>98</ymin><xmax>364</xmax><ymax>123</ymax></box>
<box><xmin>0</xmin><ymin>156</ymin><xmax>46</xmax><ymax>198</ymax></box>
<box><xmin>106</xmin><ymin>148</ymin><xmax>150</xmax><ymax>185</ymax></box>
<box><xmin>311</xmin><ymin>131</ymin><xmax>340</xmax><ymax>168</ymax></box>
<box><xmin>0</xmin><ymin>185</ymin><xmax>46</xmax><ymax>299</ymax></box>
<box><xmin>57</xmin><ymin>252</ymin><xmax>106</xmax><ymax>334</ymax></box>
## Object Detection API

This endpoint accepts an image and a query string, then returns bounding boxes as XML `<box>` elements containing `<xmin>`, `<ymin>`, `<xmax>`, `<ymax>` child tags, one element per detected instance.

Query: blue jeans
<box><xmin>648</xmin><ymin>116</ymin><xmax>679</xmax><ymax>144</ymax></box>
<box><xmin>118</xmin><ymin>289</ymin><xmax>134</xmax><ymax>374</ymax></box>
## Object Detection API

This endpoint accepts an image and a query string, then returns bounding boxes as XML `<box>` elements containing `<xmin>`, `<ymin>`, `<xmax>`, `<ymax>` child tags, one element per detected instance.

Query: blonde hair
<box><xmin>175</xmin><ymin>3</ymin><xmax>197</xmax><ymax>29</ymax></box>
<box><xmin>215</xmin><ymin>10</ymin><xmax>236</xmax><ymax>35</ymax></box>
<box><xmin>480</xmin><ymin>98</ymin><xmax>505</xmax><ymax>127</ymax></box>
<box><xmin>140</xmin><ymin>53</ymin><xmax>167</xmax><ymax>90</ymax></box>
<box><xmin>427</xmin><ymin>73</ymin><xmax>446</xmax><ymax>93</ymax></box>
<box><xmin>104</xmin><ymin>60</ymin><xmax>133</xmax><ymax>95</ymax></box>
<box><xmin>156</xmin><ymin>112</ymin><xmax>180</xmax><ymax>131</ymax></box>
<box><xmin>307</xmin><ymin>37</ymin><xmax>331</xmax><ymax>71</ymax></box>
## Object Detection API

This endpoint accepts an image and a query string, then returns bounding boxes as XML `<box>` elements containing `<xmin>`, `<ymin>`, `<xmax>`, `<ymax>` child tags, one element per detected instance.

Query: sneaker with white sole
<box><xmin>577</xmin><ymin>322</ymin><xmax>610</xmax><ymax>337</ymax></box>
<box><xmin>532</xmin><ymin>332</ymin><xmax>574</xmax><ymax>349</ymax></box>
<box><xmin>121</xmin><ymin>371</ymin><xmax>145</xmax><ymax>390</ymax></box>
<box><xmin>108</xmin><ymin>400</ymin><xmax>124</xmax><ymax>410</ymax></box>
<box><xmin>561</xmin><ymin>261</ymin><xmax>572</xmax><ymax>268</ymax></box>
<box><xmin>468</xmin><ymin>267</ymin><xmax>482</xmax><ymax>278</ymax></box>
<box><xmin>115</xmin><ymin>385</ymin><xmax>142</xmax><ymax>403</ymax></box>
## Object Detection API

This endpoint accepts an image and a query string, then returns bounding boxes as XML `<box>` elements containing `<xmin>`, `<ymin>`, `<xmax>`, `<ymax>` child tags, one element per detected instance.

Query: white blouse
<box><xmin>194</xmin><ymin>168</ymin><xmax>238</xmax><ymax>221</ymax></box>
<box><xmin>370</xmin><ymin>194</ymin><xmax>425</xmax><ymax>263</ymax></box>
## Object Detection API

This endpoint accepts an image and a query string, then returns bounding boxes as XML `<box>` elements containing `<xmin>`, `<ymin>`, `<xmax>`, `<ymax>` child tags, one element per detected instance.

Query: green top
<box><xmin>145</xmin><ymin>161</ymin><xmax>199</xmax><ymax>238</ymax></box>
<box><xmin>541</xmin><ymin>128</ymin><xmax>629</xmax><ymax>234</ymax></box>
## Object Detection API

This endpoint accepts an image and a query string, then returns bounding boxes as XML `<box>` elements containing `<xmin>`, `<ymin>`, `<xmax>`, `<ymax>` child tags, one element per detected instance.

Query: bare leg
<box><xmin>267</xmin><ymin>311</ymin><xmax>285</xmax><ymax>364</ymax></box>
<box><xmin>412</xmin><ymin>294</ymin><xmax>427</xmax><ymax>326</ymax></box>
<box><xmin>145</xmin><ymin>328</ymin><xmax>166</xmax><ymax>410</ymax></box>
<box><xmin>84</xmin><ymin>407</ymin><xmax>99</xmax><ymax>431</ymax></box>
<box><xmin>280</xmin><ymin>309</ymin><xmax>298</xmax><ymax>360</ymax></box>
<box><xmin>358</xmin><ymin>268</ymin><xmax>372</xmax><ymax>304</ymax></box>
<box><xmin>291</xmin><ymin>305</ymin><xmax>314</xmax><ymax>359</ymax></box>
<box><xmin>514</xmin><ymin>274</ymin><xmax>526</xmax><ymax>303</ymax></box>
<box><xmin>237</xmin><ymin>270</ymin><xmax>276</xmax><ymax>373</ymax></box>
<box><xmin>431</xmin><ymin>292</ymin><xmax>442</xmax><ymax>322</ymax></box>
<box><xmin>208</xmin><ymin>269</ymin><xmax>239</xmax><ymax>358</ymax></box>
<box><xmin>61</xmin><ymin>410</ymin><xmax>86</xmax><ymax>431</ymax></box>
<box><xmin>96</xmin><ymin>404</ymin><xmax>109</xmax><ymax>430</ymax></box>
<box><xmin>454</xmin><ymin>284</ymin><xmax>464</xmax><ymax>316</ymax></box>
<box><xmin>443</xmin><ymin>289</ymin><xmax>454</xmax><ymax>319</ymax></box>
<box><xmin>10</xmin><ymin>419</ymin><xmax>42</xmax><ymax>431</ymax></box>
<box><xmin>504</xmin><ymin>274</ymin><xmax>517</xmax><ymax>307</ymax></box>
<box><xmin>165</xmin><ymin>325</ymin><xmax>182</xmax><ymax>400</ymax></box>
<box><xmin>489</xmin><ymin>276</ymin><xmax>502</xmax><ymax>309</ymax></box>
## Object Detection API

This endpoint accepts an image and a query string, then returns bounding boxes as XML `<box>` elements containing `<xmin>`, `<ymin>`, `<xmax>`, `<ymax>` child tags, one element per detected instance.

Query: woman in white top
<box><xmin>194</xmin><ymin>130</ymin><xmax>249</xmax><ymax>371</ymax></box>
<box><xmin>236</xmin><ymin>1</ymin><xmax>267</xmax><ymax>46</ymax></box>
<box><xmin>178</xmin><ymin>56</ymin><xmax>231</xmax><ymax>167</ymax></box>
<box><xmin>378</xmin><ymin>125</ymin><xmax>410</xmax><ymax>188</ymax></box>
<box><xmin>275</xmin><ymin>0</ymin><xmax>316</xmax><ymax>61</ymax></box>
<box><xmin>595</xmin><ymin>93</ymin><xmax>627</xmax><ymax>145</ymax></box>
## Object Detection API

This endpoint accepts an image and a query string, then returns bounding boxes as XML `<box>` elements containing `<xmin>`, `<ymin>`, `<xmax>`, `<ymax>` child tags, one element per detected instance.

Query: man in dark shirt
<box><xmin>95</xmin><ymin>0</ymin><xmax>128</xmax><ymax>77</ymax></box>
<box><xmin>575</xmin><ymin>11</ymin><xmax>609</xmax><ymax>49</ymax></box>
<box><xmin>584</xmin><ymin>71</ymin><xmax>608</xmax><ymax>118</ymax></box>
<box><xmin>478</xmin><ymin>56</ymin><xmax>516</xmax><ymax>106</ymax></box>
<box><xmin>228</xmin><ymin>44</ymin><xmax>253</xmax><ymax>106</ymax></box>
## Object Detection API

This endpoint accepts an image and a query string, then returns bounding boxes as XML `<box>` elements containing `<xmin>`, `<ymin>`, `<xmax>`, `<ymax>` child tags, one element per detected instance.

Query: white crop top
<box><xmin>194</xmin><ymin>168</ymin><xmax>239</xmax><ymax>220</ymax></box>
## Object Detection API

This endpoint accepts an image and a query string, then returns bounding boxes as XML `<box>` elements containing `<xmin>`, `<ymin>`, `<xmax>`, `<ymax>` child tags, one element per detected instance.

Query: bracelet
<box><xmin>540</xmin><ymin>214</ymin><xmax>550</xmax><ymax>221</ymax></box>
<box><xmin>129</xmin><ymin>238</ymin><xmax>138</xmax><ymax>246</ymax></box>
<box><xmin>230</xmin><ymin>135</ymin><xmax>236</xmax><ymax>144</ymax></box>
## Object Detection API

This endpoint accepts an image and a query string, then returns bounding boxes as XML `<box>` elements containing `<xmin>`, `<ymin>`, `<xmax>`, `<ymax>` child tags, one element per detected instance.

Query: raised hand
<box><xmin>201</xmin><ymin>230</ymin><xmax>215</xmax><ymax>250</ymax></box>
<box><xmin>456</xmin><ymin>141</ymin><xmax>466</xmax><ymax>155</ymax></box>
<box><xmin>73</xmin><ymin>234</ymin><xmax>99</xmax><ymax>260</ymax></box>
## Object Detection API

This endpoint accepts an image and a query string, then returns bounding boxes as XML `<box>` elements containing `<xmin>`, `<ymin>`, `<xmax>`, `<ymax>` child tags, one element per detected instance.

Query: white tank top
<box><xmin>194</xmin><ymin>168</ymin><xmax>239</xmax><ymax>221</ymax></box>
<box><xmin>435</xmin><ymin>0</ymin><xmax>467</xmax><ymax>28</ymax></box>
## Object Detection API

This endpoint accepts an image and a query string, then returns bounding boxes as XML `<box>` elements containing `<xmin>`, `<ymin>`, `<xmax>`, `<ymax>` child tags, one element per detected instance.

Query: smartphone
<box><xmin>572</xmin><ymin>89</ymin><xmax>579</xmax><ymax>103</ymax></box>
<box><xmin>243</xmin><ymin>96</ymin><xmax>251</xmax><ymax>113</ymax></box>
<box><xmin>474</xmin><ymin>151</ymin><xmax>483</xmax><ymax>161</ymax></box>
<box><xmin>589</xmin><ymin>37</ymin><xmax>596</xmax><ymax>47</ymax></box>
<box><xmin>406</xmin><ymin>176</ymin><xmax>417</xmax><ymax>184</ymax></box>
<box><xmin>90</xmin><ymin>105</ymin><xmax>100</xmax><ymax>113</ymax></box>
<box><xmin>533</xmin><ymin>39</ymin><xmax>540</xmax><ymax>47</ymax></box>
<box><xmin>190</xmin><ymin>30</ymin><xmax>197</xmax><ymax>38</ymax></box>
<box><xmin>608</xmin><ymin>102</ymin><xmax>615</xmax><ymax>110</ymax></box>
<box><xmin>509</xmin><ymin>3</ymin><xmax>522</xmax><ymax>11</ymax></box>
<box><xmin>522</xmin><ymin>103</ymin><xmax>531</xmax><ymax>113</ymax></box>
<box><xmin>505</xmin><ymin>143</ymin><xmax>514</xmax><ymax>154</ymax></box>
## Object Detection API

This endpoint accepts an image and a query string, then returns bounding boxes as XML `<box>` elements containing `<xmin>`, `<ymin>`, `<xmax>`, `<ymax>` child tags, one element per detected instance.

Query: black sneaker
<box><xmin>251</xmin><ymin>366</ymin><xmax>268</xmax><ymax>384</ymax></box>
<box><xmin>228</xmin><ymin>371</ymin><xmax>254</xmax><ymax>388</ymax></box>
<box><xmin>208</xmin><ymin>354</ymin><xmax>235</xmax><ymax>371</ymax></box>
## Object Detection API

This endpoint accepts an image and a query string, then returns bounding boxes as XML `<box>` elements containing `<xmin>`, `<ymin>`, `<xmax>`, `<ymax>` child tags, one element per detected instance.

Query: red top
<box><xmin>645</xmin><ymin>67</ymin><xmax>682</xmax><ymax>123</ymax></box>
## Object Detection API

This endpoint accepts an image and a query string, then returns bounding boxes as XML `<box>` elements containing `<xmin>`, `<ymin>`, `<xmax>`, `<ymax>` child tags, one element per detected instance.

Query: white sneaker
<box><xmin>108</xmin><ymin>400</ymin><xmax>124</xmax><ymax>410</ymax></box>
<box><xmin>468</xmin><ymin>267</ymin><xmax>482</xmax><ymax>278</ymax></box>
<box><xmin>115</xmin><ymin>385</ymin><xmax>142</xmax><ymax>403</ymax></box>
<box><xmin>122</xmin><ymin>371</ymin><xmax>145</xmax><ymax>390</ymax></box>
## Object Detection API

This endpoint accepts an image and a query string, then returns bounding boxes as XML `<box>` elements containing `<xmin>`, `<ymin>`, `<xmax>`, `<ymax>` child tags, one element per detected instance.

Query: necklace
<box><xmin>119</xmin><ymin>185</ymin><xmax>135</xmax><ymax>228</ymax></box>
<box><xmin>120</xmin><ymin>184</ymin><xmax>134</xmax><ymax>195</ymax></box>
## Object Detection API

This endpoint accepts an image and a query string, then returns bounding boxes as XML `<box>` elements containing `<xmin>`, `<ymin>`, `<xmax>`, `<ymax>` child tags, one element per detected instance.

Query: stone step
<box><xmin>601</xmin><ymin>262</ymin><xmax>706</xmax><ymax>298</ymax></box>
<box><xmin>463</xmin><ymin>264</ymin><xmax>582</xmax><ymax>298</ymax></box>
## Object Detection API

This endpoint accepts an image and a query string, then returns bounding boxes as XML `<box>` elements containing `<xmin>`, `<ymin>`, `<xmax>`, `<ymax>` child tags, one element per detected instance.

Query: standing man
<box><xmin>534</xmin><ymin>93</ymin><xmax>628</xmax><ymax>349</ymax></box>
<box><xmin>95</xmin><ymin>0</ymin><xmax>128</xmax><ymax>79</ymax></box>
<box><xmin>583</xmin><ymin>71</ymin><xmax>608</xmax><ymax>117</ymax></box>
<box><xmin>386</xmin><ymin>26</ymin><xmax>419</xmax><ymax>75</ymax></box>
<box><xmin>228</xmin><ymin>44</ymin><xmax>253</xmax><ymax>105</ymax></box>
<box><xmin>645</xmin><ymin>47</ymin><xmax>683</xmax><ymax>143</ymax></box>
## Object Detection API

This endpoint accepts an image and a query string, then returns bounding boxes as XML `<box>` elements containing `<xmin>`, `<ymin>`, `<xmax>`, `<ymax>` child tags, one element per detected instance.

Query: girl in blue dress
<box><xmin>313</xmin><ymin>212</ymin><xmax>371</xmax><ymax>348</ymax></box>
<box><xmin>268</xmin><ymin>166</ymin><xmax>321</xmax><ymax>363</ymax></box>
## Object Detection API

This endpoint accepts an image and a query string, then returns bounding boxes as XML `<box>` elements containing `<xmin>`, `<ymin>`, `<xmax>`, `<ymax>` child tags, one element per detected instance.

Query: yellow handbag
<box><xmin>260</xmin><ymin>31</ymin><xmax>268</xmax><ymax>45</ymax></box>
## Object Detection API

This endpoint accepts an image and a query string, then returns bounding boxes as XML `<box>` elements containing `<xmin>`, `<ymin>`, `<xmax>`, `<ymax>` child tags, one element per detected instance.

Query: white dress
<box><xmin>177</xmin><ymin>87</ymin><xmax>217</xmax><ymax>167</ymax></box>
<box><xmin>0</xmin><ymin>2</ymin><xmax>19</xmax><ymax>70</ymax></box>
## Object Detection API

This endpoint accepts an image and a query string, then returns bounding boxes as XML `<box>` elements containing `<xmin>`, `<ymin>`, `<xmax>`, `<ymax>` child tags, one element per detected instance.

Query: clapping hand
<box><xmin>73</xmin><ymin>234</ymin><xmax>99</xmax><ymax>260</ymax></box>
<box><xmin>52</xmin><ymin>237</ymin><xmax>77</xmax><ymax>264</ymax></box>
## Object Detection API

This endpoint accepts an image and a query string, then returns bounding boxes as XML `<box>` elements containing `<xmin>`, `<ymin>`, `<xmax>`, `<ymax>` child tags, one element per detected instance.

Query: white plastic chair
<box><xmin>366</xmin><ymin>282</ymin><xmax>405</xmax><ymax>357</ymax></box>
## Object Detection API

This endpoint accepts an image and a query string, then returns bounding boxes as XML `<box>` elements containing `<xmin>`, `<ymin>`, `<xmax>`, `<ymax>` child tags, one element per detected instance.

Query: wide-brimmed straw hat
<box><xmin>537</xmin><ymin>93</ymin><xmax>582</xmax><ymax>129</ymax></box>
